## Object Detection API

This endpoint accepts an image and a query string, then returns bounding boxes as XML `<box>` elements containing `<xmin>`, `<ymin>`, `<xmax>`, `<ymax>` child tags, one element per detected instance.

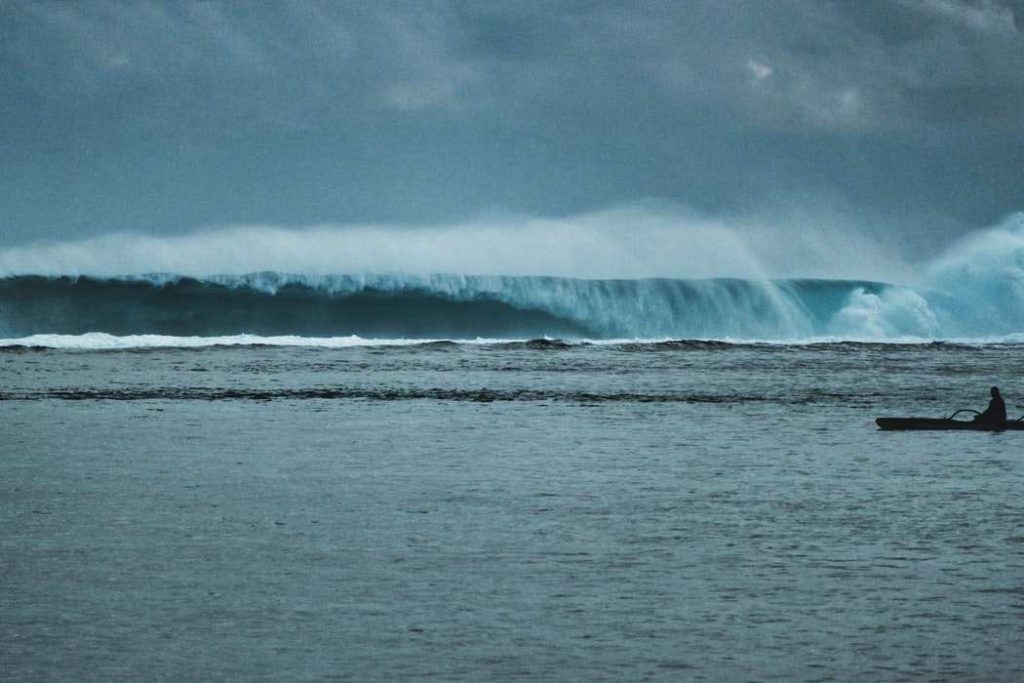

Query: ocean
<box><xmin>3</xmin><ymin>335</ymin><xmax>1023</xmax><ymax>680</ymax></box>
<box><xmin>3</xmin><ymin>220</ymin><xmax>1024</xmax><ymax>680</ymax></box>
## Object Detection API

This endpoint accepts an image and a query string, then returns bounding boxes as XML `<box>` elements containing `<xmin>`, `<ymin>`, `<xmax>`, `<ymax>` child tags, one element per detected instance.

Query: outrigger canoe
<box><xmin>876</xmin><ymin>409</ymin><xmax>1024</xmax><ymax>431</ymax></box>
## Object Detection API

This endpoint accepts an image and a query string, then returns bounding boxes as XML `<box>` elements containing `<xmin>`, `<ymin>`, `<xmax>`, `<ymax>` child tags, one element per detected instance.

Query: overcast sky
<box><xmin>2</xmin><ymin>0</ymin><xmax>1023</xmax><ymax>252</ymax></box>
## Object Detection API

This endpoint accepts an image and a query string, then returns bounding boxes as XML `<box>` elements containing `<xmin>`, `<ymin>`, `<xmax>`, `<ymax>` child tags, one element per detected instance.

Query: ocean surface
<box><xmin>3</xmin><ymin>337</ymin><xmax>1023</xmax><ymax>680</ymax></box>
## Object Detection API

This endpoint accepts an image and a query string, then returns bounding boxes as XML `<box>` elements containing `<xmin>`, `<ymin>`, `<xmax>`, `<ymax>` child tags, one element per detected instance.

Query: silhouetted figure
<box><xmin>974</xmin><ymin>386</ymin><xmax>1007</xmax><ymax>427</ymax></box>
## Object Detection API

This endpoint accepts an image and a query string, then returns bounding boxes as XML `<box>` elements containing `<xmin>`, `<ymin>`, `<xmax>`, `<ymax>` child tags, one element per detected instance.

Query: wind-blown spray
<box><xmin>0</xmin><ymin>211</ymin><xmax>1021</xmax><ymax>343</ymax></box>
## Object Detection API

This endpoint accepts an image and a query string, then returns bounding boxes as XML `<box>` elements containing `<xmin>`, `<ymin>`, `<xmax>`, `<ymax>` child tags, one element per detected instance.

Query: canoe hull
<box><xmin>876</xmin><ymin>417</ymin><xmax>1022</xmax><ymax>431</ymax></box>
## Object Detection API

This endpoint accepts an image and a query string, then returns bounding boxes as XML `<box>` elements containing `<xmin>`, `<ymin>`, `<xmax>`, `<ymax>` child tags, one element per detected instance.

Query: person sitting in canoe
<box><xmin>973</xmin><ymin>386</ymin><xmax>1007</xmax><ymax>427</ymax></box>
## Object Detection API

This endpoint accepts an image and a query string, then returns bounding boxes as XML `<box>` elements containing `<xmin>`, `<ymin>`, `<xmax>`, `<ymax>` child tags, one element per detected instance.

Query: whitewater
<box><xmin>2</xmin><ymin>210</ymin><xmax>1024</xmax><ymax>345</ymax></box>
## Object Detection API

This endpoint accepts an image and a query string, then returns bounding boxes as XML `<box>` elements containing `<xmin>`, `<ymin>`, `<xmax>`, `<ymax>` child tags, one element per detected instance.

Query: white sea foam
<box><xmin>3</xmin><ymin>332</ymin><xmax>1024</xmax><ymax>350</ymax></box>
<box><xmin>0</xmin><ymin>209</ymin><xmax>1021</xmax><ymax>341</ymax></box>
<box><xmin>0</xmin><ymin>333</ymin><xmax>488</xmax><ymax>350</ymax></box>
<box><xmin>827</xmin><ymin>287</ymin><xmax>939</xmax><ymax>339</ymax></box>
<box><xmin>825</xmin><ymin>212</ymin><xmax>1024</xmax><ymax>338</ymax></box>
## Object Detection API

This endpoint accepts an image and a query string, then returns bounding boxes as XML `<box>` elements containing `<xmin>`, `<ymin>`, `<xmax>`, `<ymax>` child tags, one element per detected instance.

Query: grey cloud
<box><xmin>4</xmin><ymin>1</ymin><xmax>1022</xmax><ymax>133</ymax></box>
<box><xmin>1013</xmin><ymin>0</ymin><xmax>1024</xmax><ymax>29</ymax></box>
<box><xmin>1</xmin><ymin>2</ymin><xmax>482</xmax><ymax>133</ymax></box>
<box><xmin>0</xmin><ymin>1</ymin><xmax>1022</xmax><ymax>243</ymax></box>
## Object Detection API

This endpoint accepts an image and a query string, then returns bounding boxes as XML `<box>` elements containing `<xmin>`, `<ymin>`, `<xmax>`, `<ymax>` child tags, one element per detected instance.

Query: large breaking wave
<box><xmin>1</xmin><ymin>212</ymin><xmax>1022</xmax><ymax>344</ymax></box>
<box><xmin>0</xmin><ymin>272</ymin><xmax>870</xmax><ymax>339</ymax></box>
<box><xmin>0</xmin><ymin>271</ymin><xmax>1009</xmax><ymax>342</ymax></box>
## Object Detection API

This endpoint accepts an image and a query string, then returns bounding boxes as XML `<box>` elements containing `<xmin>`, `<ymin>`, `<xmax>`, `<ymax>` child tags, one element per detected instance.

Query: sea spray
<box><xmin>827</xmin><ymin>287</ymin><xmax>939</xmax><ymax>339</ymax></box>
<box><xmin>1</xmin><ymin>212</ymin><xmax>1022</xmax><ymax>341</ymax></box>
<box><xmin>0</xmin><ymin>207</ymin><xmax>773</xmax><ymax>281</ymax></box>
<box><xmin>923</xmin><ymin>212</ymin><xmax>1024</xmax><ymax>336</ymax></box>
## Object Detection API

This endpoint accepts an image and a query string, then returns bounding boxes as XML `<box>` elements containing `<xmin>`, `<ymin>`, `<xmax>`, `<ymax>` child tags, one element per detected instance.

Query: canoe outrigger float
<box><xmin>876</xmin><ymin>409</ymin><xmax>1024</xmax><ymax>431</ymax></box>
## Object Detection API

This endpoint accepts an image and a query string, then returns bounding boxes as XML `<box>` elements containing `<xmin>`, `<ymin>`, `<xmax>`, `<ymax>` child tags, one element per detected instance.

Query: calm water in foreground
<box><xmin>2</xmin><ymin>341</ymin><xmax>1023</xmax><ymax>680</ymax></box>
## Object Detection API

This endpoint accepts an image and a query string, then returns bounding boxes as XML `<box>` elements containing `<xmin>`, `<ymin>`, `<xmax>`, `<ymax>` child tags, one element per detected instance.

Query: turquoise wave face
<box><xmin>0</xmin><ymin>244</ymin><xmax>1022</xmax><ymax>341</ymax></box>
<box><xmin>0</xmin><ymin>272</ymin><xmax>945</xmax><ymax>340</ymax></box>
<box><xmin>2</xmin><ymin>214</ymin><xmax>1023</xmax><ymax>341</ymax></box>
<box><xmin>0</xmin><ymin>211</ymin><xmax>1019</xmax><ymax>339</ymax></box>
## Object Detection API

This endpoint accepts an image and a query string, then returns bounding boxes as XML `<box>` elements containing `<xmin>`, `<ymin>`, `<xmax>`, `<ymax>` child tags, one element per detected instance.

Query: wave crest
<box><xmin>0</xmin><ymin>271</ymin><xmax>895</xmax><ymax>340</ymax></box>
<box><xmin>0</xmin><ymin>212</ymin><xmax>1022</xmax><ymax>342</ymax></box>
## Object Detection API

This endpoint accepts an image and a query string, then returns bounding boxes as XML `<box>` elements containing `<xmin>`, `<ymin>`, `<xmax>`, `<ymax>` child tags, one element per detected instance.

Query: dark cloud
<box><xmin>0</xmin><ymin>0</ymin><xmax>1022</xmax><ymax>244</ymax></box>
<box><xmin>1013</xmin><ymin>0</ymin><xmax>1024</xmax><ymax>29</ymax></box>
